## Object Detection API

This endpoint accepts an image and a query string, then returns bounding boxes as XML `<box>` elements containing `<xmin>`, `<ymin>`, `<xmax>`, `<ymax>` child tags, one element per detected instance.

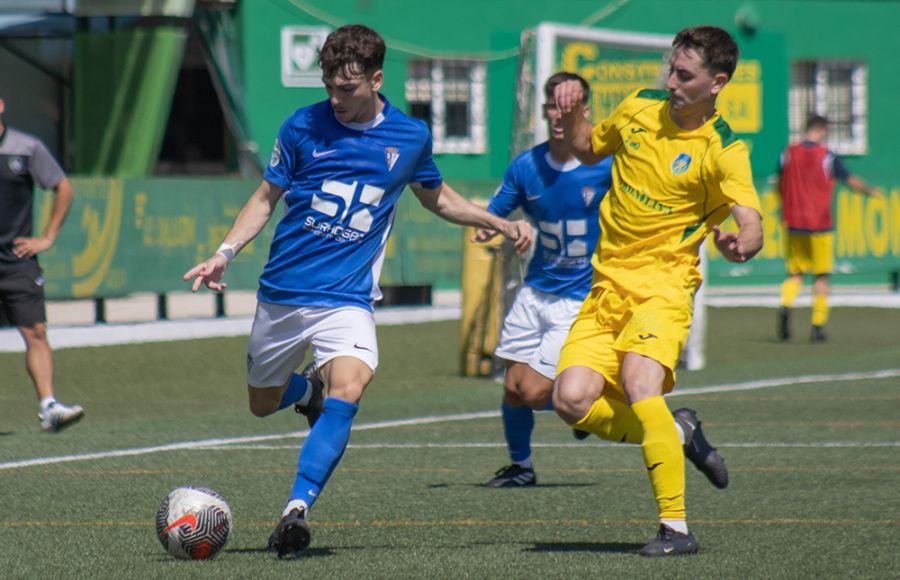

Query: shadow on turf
<box><xmin>428</xmin><ymin>483</ymin><xmax>597</xmax><ymax>489</ymax></box>
<box><xmin>223</xmin><ymin>547</ymin><xmax>336</xmax><ymax>558</ymax></box>
<box><xmin>526</xmin><ymin>541</ymin><xmax>643</xmax><ymax>554</ymax></box>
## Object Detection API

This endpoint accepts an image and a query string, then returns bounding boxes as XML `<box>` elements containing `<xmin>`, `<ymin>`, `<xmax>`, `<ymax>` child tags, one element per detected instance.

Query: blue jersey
<box><xmin>488</xmin><ymin>142</ymin><xmax>611</xmax><ymax>300</ymax></box>
<box><xmin>261</xmin><ymin>97</ymin><xmax>442</xmax><ymax>310</ymax></box>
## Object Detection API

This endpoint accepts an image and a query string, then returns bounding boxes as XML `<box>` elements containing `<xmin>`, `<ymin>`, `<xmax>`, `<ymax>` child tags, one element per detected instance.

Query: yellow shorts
<box><xmin>557</xmin><ymin>287</ymin><xmax>693</xmax><ymax>396</ymax></box>
<box><xmin>786</xmin><ymin>232</ymin><xmax>833</xmax><ymax>275</ymax></box>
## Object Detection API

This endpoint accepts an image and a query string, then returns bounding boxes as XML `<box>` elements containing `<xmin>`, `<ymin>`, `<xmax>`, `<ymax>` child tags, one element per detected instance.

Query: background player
<box><xmin>776</xmin><ymin>114</ymin><xmax>879</xmax><ymax>342</ymax></box>
<box><xmin>183</xmin><ymin>24</ymin><xmax>531</xmax><ymax>558</ymax></box>
<box><xmin>552</xmin><ymin>26</ymin><xmax>763</xmax><ymax>556</ymax></box>
<box><xmin>476</xmin><ymin>72</ymin><xmax>612</xmax><ymax>488</ymax></box>
<box><xmin>0</xmin><ymin>94</ymin><xmax>84</xmax><ymax>432</ymax></box>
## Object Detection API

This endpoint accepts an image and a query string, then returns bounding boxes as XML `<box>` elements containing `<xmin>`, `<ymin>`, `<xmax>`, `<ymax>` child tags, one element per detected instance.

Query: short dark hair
<box><xmin>806</xmin><ymin>115</ymin><xmax>828</xmax><ymax>132</ymax></box>
<box><xmin>544</xmin><ymin>71</ymin><xmax>590</xmax><ymax>103</ymax></box>
<box><xmin>672</xmin><ymin>26</ymin><xmax>739</xmax><ymax>79</ymax></box>
<box><xmin>318</xmin><ymin>24</ymin><xmax>386</xmax><ymax>80</ymax></box>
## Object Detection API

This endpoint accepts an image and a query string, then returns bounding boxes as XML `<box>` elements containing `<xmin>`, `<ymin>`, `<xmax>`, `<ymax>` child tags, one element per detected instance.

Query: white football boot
<box><xmin>39</xmin><ymin>401</ymin><xmax>85</xmax><ymax>432</ymax></box>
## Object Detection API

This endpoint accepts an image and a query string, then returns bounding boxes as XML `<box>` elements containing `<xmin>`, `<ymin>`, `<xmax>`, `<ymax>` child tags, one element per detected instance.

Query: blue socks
<box><xmin>502</xmin><ymin>398</ymin><xmax>554</xmax><ymax>464</ymax></box>
<box><xmin>502</xmin><ymin>400</ymin><xmax>535</xmax><ymax>464</ymax></box>
<box><xmin>289</xmin><ymin>397</ymin><xmax>358</xmax><ymax>508</ymax></box>
<box><xmin>277</xmin><ymin>372</ymin><xmax>309</xmax><ymax>411</ymax></box>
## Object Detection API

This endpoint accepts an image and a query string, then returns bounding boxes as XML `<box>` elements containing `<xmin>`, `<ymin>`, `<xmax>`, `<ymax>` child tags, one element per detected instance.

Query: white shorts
<box><xmin>246</xmin><ymin>302</ymin><xmax>378</xmax><ymax>388</ymax></box>
<box><xmin>494</xmin><ymin>285</ymin><xmax>582</xmax><ymax>380</ymax></box>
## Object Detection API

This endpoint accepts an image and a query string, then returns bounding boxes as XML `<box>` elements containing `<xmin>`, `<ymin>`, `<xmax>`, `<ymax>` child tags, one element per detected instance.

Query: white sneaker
<box><xmin>39</xmin><ymin>402</ymin><xmax>85</xmax><ymax>432</ymax></box>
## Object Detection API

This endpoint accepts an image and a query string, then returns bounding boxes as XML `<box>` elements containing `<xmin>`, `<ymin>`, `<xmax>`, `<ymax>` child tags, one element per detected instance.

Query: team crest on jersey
<box><xmin>671</xmin><ymin>153</ymin><xmax>692</xmax><ymax>175</ymax></box>
<box><xmin>582</xmin><ymin>187</ymin><xmax>596</xmax><ymax>207</ymax></box>
<box><xmin>7</xmin><ymin>155</ymin><xmax>25</xmax><ymax>175</ymax></box>
<box><xmin>385</xmin><ymin>147</ymin><xmax>399</xmax><ymax>171</ymax></box>
<box><xmin>269</xmin><ymin>138</ymin><xmax>282</xmax><ymax>168</ymax></box>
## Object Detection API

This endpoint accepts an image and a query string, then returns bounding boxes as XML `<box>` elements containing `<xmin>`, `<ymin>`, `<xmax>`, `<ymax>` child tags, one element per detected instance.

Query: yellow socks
<box><xmin>812</xmin><ymin>295</ymin><xmax>829</xmax><ymax>326</ymax></box>
<box><xmin>631</xmin><ymin>396</ymin><xmax>685</xmax><ymax>521</ymax></box>
<box><xmin>570</xmin><ymin>394</ymin><xmax>643</xmax><ymax>444</ymax></box>
<box><xmin>780</xmin><ymin>277</ymin><xmax>802</xmax><ymax>308</ymax></box>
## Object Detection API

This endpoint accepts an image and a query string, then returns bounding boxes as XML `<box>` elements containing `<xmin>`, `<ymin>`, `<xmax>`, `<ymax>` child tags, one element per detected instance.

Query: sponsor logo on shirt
<box><xmin>306</xmin><ymin>179</ymin><xmax>386</xmax><ymax>242</ymax></box>
<box><xmin>671</xmin><ymin>153</ymin><xmax>692</xmax><ymax>175</ymax></box>
<box><xmin>312</xmin><ymin>147</ymin><xmax>337</xmax><ymax>158</ymax></box>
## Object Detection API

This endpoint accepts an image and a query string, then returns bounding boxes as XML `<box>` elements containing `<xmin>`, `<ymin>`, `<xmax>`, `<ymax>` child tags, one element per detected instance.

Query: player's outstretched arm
<box><xmin>183</xmin><ymin>180</ymin><xmax>284</xmax><ymax>292</ymax></box>
<box><xmin>712</xmin><ymin>204</ymin><xmax>763</xmax><ymax>263</ymax></box>
<box><xmin>411</xmin><ymin>182</ymin><xmax>533</xmax><ymax>254</ymax></box>
<box><xmin>553</xmin><ymin>80</ymin><xmax>603</xmax><ymax>165</ymax></box>
<box><xmin>846</xmin><ymin>175</ymin><xmax>882</xmax><ymax>198</ymax></box>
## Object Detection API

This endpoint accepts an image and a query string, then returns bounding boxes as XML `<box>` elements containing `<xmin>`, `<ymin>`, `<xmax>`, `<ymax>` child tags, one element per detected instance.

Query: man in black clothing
<box><xmin>0</xmin><ymin>94</ymin><xmax>83</xmax><ymax>432</ymax></box>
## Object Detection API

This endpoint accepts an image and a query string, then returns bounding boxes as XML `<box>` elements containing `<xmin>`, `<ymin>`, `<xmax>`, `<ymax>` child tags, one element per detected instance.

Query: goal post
<box><xmin>529</xmin><ymin>23</ymin><xmax>672</xmax><ymax>146</ymax></box>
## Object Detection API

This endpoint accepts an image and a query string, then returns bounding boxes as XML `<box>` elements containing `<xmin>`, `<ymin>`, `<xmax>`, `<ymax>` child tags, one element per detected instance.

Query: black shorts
<box><xmin>0</xmin><ymin>262</ymin><xmax>47</xmax><ymax>327</ymax></box>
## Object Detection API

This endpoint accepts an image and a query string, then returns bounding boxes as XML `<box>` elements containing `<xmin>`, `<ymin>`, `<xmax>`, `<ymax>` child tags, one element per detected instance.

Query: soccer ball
<box><xmin>156</xmin><ymin>486</ymin><xmax>233</xmax><ymax>560</ymax></box>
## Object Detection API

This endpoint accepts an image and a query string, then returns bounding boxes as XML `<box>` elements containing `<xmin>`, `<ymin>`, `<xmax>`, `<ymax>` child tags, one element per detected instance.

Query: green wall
<box><xmin>33</xmin><ymin>177</ymin><xmax>473</xmax><ymax>299</ymax></box>
<box><xmin>45</xmin><ymin>1</ymin><xmax>896</xmax><ymax>300</ymax></box>
<box><xmin>237</xmin><ymin>0</ymin><xmax>900</xmax><ymax>186</ymax></box>
<box><xmin>32</xmin><ymin>176</ymin><xmax>898</xmax><ymax>300</ymax></box>
<box><xmin>585</xmin><ymin>0</ymin><xmax>900</xmax><ymax>184</ymax></box>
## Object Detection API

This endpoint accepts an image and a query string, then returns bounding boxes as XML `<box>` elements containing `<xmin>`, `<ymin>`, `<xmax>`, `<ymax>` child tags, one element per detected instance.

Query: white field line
<box><xmin>0</xmin><ymin>369</ymin><xmax>897</xmax><ymax>472</ymax></box>
<box><xmin>2</xmin><ymin>291</ymin><xmax>898</xmax><ymax>353</ymax></box>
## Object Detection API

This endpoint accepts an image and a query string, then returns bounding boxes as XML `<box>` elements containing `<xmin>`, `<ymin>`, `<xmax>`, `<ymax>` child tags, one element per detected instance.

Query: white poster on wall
<box><xmin>281</xmin><ymin>26</ymin><xmax>331</xmax><ymax>88</ymax></box>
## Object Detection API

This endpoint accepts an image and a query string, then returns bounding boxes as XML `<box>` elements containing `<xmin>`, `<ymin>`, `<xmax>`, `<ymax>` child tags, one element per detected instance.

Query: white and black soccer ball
<box><xmin>156</xmin><ymin>486</ymin><xmax>233</xmax><ymax>560</ymax></box>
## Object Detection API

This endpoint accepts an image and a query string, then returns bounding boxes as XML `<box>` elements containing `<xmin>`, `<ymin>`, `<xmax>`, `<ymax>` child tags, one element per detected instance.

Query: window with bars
<box><xmin>789</xmin><ymin>60</ymin><xmax>867</xmax><ymax>155</ymax></box>
<box><xmin>405</xmin><ymin>59</ymin><xmax>487</xmax><ymax>154</ymax></box>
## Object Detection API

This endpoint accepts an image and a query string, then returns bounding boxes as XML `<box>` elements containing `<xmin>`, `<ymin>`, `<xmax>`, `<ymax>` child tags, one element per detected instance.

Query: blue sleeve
<box><xmin>263</xmin><ymin>118</ymin><xmax>300</xmax><ymax>189</ymax></box>
<box><xmin>411</xmin><ymin>132</ymin><xmax>443</xmax><ymax>190</ymax></box>
<box><xmin>486</xmin><ymin>163</ymin><xmax>522</xmax><ymax>217</ymax></box>
<box><xmin>831</xmin><ymin>154</ymin><xmax>850</xmax><ymax>181</ymax></box>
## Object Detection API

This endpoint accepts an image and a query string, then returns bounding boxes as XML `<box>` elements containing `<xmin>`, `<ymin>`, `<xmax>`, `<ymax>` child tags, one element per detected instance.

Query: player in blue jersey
<box><xmin>183</xmin><ymin>24</ymin><xmax>532</xmax><ymax>558</ymax></box>
<box><xmin>477</xmin><ymin>72</ymin><xmax>612</xmax><ymax>488</ymax></box>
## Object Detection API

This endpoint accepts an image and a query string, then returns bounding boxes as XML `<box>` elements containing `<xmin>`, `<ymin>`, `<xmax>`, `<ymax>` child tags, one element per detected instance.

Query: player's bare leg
<box><xmin>20</xmin><ymin>323</ymin><xmax>84</xmax><ymax>432</ymax></box>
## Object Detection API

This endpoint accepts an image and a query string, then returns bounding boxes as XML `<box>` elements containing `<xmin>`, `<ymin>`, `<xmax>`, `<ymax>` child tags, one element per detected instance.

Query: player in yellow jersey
<box><xmin>552</xmin><ymin>26</ymin><xmax>763</xmax><ymax>557</ymax></box>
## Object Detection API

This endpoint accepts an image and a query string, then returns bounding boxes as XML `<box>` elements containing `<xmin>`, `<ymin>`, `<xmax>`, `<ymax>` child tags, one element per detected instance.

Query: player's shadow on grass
<box><xmin>526</xmin><ymin>541</ymin><xmax>643</xmax><ymax>554</ymax></box>
<box><xmin>225</xmin><ymin>546</ymin><xmax>336</xmax><ymax>558</ymax></box>
<box><xmin>428</xmin><ymin>483</ymin><xmax>597</xmax><ymax>489</ymax></box>
<box><xmin>0</xmin><ymin>431</ymin><xmax>14</xmax><ymax>437</ymax></box>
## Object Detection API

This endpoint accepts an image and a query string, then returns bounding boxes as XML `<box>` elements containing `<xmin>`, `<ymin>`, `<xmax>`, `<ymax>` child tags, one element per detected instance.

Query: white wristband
<box><xmin>216</xmin><ymin>242</ymin><xmax>240</xmax><ymax>263</ymax></box>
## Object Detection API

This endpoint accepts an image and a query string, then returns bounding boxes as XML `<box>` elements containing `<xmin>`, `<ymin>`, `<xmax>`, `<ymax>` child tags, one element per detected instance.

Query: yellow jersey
<box><xmin>589</xmin><ymin>88</ymin><xmax>761</xmax><ymax>303</ymax></box>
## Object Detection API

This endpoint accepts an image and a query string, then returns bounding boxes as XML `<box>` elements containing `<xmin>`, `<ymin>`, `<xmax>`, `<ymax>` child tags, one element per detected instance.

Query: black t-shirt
<box><xmin>0</xmin><ymin>127</ymin><xmax>65</xmax><ymax>270</ymax></box>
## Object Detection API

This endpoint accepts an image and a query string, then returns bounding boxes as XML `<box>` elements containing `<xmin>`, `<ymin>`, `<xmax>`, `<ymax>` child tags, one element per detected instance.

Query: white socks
<box><xmin>283</xmin><ymin>499</ymin><xmax>309</xmax><ymax>517</ymax></box>
<box><xmin>660</xmin><ymin>519</ymin><xmax>689</xmax><ymax>534</ymax></box>
<box><xmin>39</xmin><ymin>397</ymin><xmax>57</xmax><ymax>412</ymax></box>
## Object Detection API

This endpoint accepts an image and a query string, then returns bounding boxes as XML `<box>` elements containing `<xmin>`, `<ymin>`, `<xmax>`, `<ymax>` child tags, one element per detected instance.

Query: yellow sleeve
<box><xmin>714</xmin><ymin>140</ymin><xmax>762</xmax><ymax>213</ymax></box>
<box><xmin>590</xmin><ymin>110</ymin><xmax>623</xmax><ymax>157</ymax></box>
<box><xmin>590</xmin><ymin>91</ymin><xmax>642</xmax><ymax>157</ymax></box>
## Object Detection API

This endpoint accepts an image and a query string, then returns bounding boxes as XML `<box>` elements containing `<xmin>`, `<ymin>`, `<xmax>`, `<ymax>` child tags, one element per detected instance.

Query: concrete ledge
<box><xmin>0</xmin><ymin>305</ymin><xmax>462</xmax><ymax>353</ymax></box>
